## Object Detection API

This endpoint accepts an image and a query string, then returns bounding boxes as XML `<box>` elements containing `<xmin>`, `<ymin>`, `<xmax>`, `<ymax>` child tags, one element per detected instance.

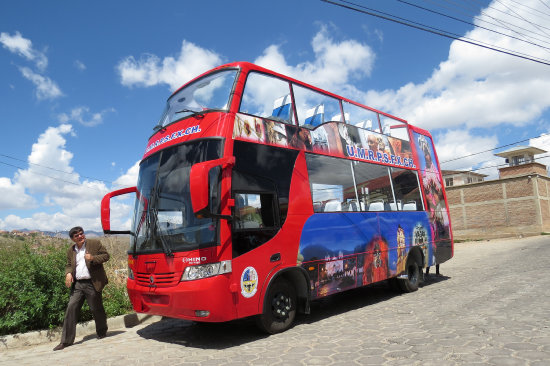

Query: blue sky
<box><xmin>1</xmin><ymin>0</ymin><xmax>549</xmax><ymax>232</ymax></box>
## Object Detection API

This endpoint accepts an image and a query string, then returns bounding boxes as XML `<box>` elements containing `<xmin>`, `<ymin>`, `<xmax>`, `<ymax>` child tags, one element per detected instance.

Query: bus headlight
<box><xmin>181</xmin><ymin>260</ymin><xmax>232</xmax><ymax>281</ymax></box>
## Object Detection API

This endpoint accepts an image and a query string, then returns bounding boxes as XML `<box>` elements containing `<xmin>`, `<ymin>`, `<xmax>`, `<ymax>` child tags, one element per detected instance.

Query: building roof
<box><xmin>441</xmin><ymin>170</ymin><xmax>488</xmax><ymax>177</ymax></box>
<box><xmin>494</xmin><ymin>145</ymin><xmax>546</xmax><ymax>158</ymax></box>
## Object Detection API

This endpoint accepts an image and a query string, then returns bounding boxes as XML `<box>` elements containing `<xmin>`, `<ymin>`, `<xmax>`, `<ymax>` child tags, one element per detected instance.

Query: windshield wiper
<box><xmin>175</xmin><ymin>108</ymin><xmax>204</xmax><ymax>118</ymax></box>
<box><xmin>147</xmin><ymin>187</ymin><xmax>174</xmax><ymax>257</ymax></box>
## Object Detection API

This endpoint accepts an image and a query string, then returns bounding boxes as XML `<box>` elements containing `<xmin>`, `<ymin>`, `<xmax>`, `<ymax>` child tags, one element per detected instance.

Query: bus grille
<box><xmin>135</xmin><ymin>272</ymin><xmax>179</xmax><ymax>287</ymax></box>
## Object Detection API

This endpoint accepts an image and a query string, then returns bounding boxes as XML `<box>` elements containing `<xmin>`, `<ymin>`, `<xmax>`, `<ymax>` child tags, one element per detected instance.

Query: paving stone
<box><xmin>2</xmin><ymin>236</ymin><xmax>550</xmax><ymax>366</ymax></box>
<box><xmin>487</xmin><ymin>356</ymin><xmax>527</xmax><ymax>366</ymax></box>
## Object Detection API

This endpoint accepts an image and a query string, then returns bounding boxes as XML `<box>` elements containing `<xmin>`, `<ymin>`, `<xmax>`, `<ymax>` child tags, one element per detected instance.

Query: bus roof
<box><xmin>170</xmin><ymin>61</ymin><xmax>410</xmax><ymax>126</ymax></box>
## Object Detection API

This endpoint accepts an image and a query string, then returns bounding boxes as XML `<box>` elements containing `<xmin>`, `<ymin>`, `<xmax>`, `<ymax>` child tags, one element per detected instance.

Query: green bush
<box><xmin>0</xmin><ymin>241</ymin><xmax>132</xmax><ymax>336</ymax></box>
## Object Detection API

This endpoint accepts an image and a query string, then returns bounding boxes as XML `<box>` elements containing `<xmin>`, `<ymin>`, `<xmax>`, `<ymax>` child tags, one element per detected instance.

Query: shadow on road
<box><xmin>302</xmin><ymin>274</ymin><xmax>449</xmax><ymax>325</ymax></box>
<box><xmin>136</xmin><ymin>275</ymin><xmax>450</xmax><ymax>349</ymax></box>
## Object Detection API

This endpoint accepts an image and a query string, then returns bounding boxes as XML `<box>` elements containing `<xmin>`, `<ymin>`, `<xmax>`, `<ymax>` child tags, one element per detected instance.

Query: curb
<box><xmin>0</xmin><ymin>313</ymin><xmax>162</xmax><ymax>350</ymax></box>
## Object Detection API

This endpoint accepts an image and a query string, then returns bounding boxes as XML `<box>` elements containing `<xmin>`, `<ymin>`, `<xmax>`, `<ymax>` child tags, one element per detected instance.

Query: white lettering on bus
<box><xmin>145</xmin><ymin>125</ymin><xmax>202</xmax><ymax>153</ymax></box>
<box><xmin>182</xmin><ymin>256</ymin><xmax>207</xmax><ymax>264</ymax></box>
<box><xmin>346</xmin><ymin>144</ymin><xmax>416</xmax><ymax>168</ymax></box>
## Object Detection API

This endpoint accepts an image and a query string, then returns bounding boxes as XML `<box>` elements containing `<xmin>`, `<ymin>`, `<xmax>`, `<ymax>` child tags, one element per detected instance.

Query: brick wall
<box><xmin>499</xmin><ymin>162</ymin><xmax>547</xmax><ymax>178</ymax></box>
<box><xmin>446</xmin><ymin>174</ymin><xmax>550</xmax><ymax>240</ymax></box>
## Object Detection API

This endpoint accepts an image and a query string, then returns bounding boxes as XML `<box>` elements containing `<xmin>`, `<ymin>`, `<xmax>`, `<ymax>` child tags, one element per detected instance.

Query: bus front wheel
<box><xmin>256</xmin><ymin>279</ymin><xmax>296</xmax><ymax>334</ymax></box>
<box><xmin>398</xmin><ymin>256</ymin><xmax>420</xmax><ymax>292</ymax></box>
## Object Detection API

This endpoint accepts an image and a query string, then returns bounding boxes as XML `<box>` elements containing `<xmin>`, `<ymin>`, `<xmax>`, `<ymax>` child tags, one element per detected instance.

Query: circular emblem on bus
<box><xmin>240</xmin><ymin>266</ymin><xmax>258</xmax><ymax>298</ymax></box>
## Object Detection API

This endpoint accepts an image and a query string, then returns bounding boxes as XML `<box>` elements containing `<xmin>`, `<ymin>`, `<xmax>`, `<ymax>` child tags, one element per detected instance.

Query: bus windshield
<box><xmin>157</xmin><ymin>69</ymin><xmax>238</xmax><ymax>128</ymax></box>
<box><xmin>130</xmin><ymin>139</ymin><xmax>222</xmax><ymax>254</ymax></box>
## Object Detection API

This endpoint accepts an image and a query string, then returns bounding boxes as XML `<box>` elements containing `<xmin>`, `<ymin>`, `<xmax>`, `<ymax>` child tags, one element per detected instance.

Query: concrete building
<box><xmin>446</xmin><ymin>146</ymin><xmax>550</xmax><ymax>240</ymax></box>
<box><xmin>494</xmin><ymin>146</ymin><xmax>548</xmax><ymax>178</ymax></box>
<box><xmin>442</xmin><ymin>170</ymin><xmax>487</xmax><ymax>187</ymax></box>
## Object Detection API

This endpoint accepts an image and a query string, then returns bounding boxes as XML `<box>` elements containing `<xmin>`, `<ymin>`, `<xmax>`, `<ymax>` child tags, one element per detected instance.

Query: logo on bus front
<box><xmin>240</xmin><ymin>266</ymin><xmax>258</xmax><ymax>298</ymax></box>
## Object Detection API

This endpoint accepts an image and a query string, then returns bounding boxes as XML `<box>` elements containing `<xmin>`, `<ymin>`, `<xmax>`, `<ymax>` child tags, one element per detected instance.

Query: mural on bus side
<box><xmin>412</xmin><ymin>132</ymin><xmax>452</xmax><ymax>263</ymax></box>
<box><xmin>297</xmin><ymin>212</ymin><xmax>434</xmax><ymax>299</ymax></box>
<box><xmin>233</xmin><ymin>114</ymin><xmax>415</xmax><ymax>169</ymax></box>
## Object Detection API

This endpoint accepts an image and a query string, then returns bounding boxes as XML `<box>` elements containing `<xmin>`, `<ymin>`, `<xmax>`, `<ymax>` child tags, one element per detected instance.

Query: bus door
<box><xmin>229</xmin><ymin>140</ymin><xmax>300</xmax><ymax>318</ymax></box>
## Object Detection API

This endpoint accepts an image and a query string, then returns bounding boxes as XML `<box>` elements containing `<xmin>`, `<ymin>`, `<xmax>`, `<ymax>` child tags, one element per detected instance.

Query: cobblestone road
<box><xmin>2</xmin><ymin>236</ymin><xmax>550</xmax><ymax>366</ymax></box>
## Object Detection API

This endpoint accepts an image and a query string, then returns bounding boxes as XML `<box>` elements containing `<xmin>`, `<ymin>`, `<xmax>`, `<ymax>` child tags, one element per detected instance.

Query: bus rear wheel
<box><xmin>398</xmin><ymin>256</ymin><xmax>420</xmax><ymax>293</ymax></box>
<box><xmin>256</xmin><ymin>279</ymin><xmax>296</xmax><ymax>334</ymax></box>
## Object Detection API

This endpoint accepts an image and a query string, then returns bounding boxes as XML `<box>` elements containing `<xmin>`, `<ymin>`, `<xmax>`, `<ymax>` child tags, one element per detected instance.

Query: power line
<box><xmin>0</xmin><ymin>153</ymin><xmax>113</xmax><ymax>184</ymax></box>
<box><xmin>539</xmin><ymin>0</ymin><xmax>550</xmax><ymax>13</ymax></box>
<box><xmin>442</xmin><ymin>0</ymin><xmax>550</xmax><ymax>47</ymax></box>
<box><xmin>398</xmin><ymin>0</ymin><xmax>550</xmax><ymax>53</ymax></box>
<box><xmin>464</xmin><ymin>152</ymin><xmax>550</xmax><ymax>173</ymax></box>
<box><xmin>321</xmin><ymin>0</ymin><xmax>550</xmax><ymax>66</ymax></box>
<box><xmin>505</xmin><ymin>0</ymin><xmax>550</xmax><ymax>18</ymax></box>
<box><xmin>491</xmin><ymin>0</ymin><xmax>550</xmax><ymax>37</ymax></box>
<box><xmin>0</xmin><ymin>159</ymin><xmax>93</xmax><ymax>188</ymax></box>
<box><xmin>464</xmin><ymin>0</ymin><xmax>550</xmax><ymax>44</ymax></box>
<box><xmin>440</xmin><ymin>132</ymin><xmax>550</xmax><ymax>164</ymax></box>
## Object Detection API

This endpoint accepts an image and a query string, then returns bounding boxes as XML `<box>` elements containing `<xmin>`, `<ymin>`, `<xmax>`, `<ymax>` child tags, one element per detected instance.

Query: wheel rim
<box><xmin>271</xmin><ymin>292</ymin><xmax>292</xmax><ymax>321</ymax></box>
<box><xmin>408</xmin><ymin>264</ymin><xmax>418</xmax><ymax>284</ymax></box>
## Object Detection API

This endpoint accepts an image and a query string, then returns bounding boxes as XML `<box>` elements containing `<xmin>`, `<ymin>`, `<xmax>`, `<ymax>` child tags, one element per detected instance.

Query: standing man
<box><xmin>53</xmin><ymin>226</ymin><xmax>109</xmax><ymax>351</ymax></box>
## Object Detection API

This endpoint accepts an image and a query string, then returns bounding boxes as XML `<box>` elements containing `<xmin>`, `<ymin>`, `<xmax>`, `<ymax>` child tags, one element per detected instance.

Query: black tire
<box><xmin>256</xmin><ymin>279</ymin><xmax>296</xmax><ymax>334</ymax></box>
<box><xmin>387</xmin><ymin>277</ymin><xmax>402</xmax><ymax>292</ymax></box>
<box><xmin>398</xmin><ymin>255</ymin><xmax>420</xmax><ymax>293</ymax></box>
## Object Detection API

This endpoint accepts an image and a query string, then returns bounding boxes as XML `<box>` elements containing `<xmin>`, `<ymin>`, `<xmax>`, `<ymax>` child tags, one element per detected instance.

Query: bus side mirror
<box><xmin>190</xmin><ymin>156</ymin><xmax>235</xmax><ymax>219</ymax></box>
<box><xmin>101</xmin><ymin>186</ymin><xmax>138</xmax><ymax>235</ymax></box>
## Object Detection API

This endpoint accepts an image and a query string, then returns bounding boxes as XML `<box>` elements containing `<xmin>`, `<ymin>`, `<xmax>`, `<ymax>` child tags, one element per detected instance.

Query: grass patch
<box><xmin>0</xmin><ymin>234</ymin><xmax>132</xmax><ymax>336</ymax></box>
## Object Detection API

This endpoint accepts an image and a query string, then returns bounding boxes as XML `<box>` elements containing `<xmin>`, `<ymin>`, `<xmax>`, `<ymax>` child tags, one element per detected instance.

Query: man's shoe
<box><xmin>53</xmin><ymin>343</ymin><xmax>68</xmax><ymax>351</ymax></box>
<box><xmin>98</xmin><ymin>334</ymin><xmax>106</xmax><ymax>339</ymax></box>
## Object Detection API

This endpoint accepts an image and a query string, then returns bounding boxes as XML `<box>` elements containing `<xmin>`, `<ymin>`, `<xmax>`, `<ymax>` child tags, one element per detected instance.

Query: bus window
<box><xmin>240</xmin><ymin>72</ymin><xmax>295</xmax><ymax>124</ymax></box>
<box><xmin>158</xmin><ymin>69</ymin><xmax>237</xmax><ymax>128</ymax></box>
<box><xmin>352</xmin><ymin>161</ymin><xmax>393</xmax><ymax>211</ymax></box>
<box><xmin>381</xmin><ymin>116</ymin><xmax>409</xmax><ymax>141</ymax></box>
<box><xmin>305</xmin><ymin>154</ymin><xmax>357</xmax><ymax>212</ymax></box>
<box><xmin>342</xmin><ymin>101</ymin><xmax>381</xmax><ymax>132</ymax></box>
<box><xmin>234</xmin><ymin>192</ymin><xmax>276</xmax><ymax>229</ymax></box>
<box><xmin>389</xmin><ymin>167</ymin><xmax>423</xmax><ymax>211</ymax></box>
<box><xmin>293</xmin><ymin>84</ymin><xmax>341</xmax><ymax>128</ymax></box>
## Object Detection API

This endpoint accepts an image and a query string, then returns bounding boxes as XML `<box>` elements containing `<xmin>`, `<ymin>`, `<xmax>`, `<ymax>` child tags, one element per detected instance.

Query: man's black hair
<box><xmin>69</xmin><ymin>226</ymin><xmax>84</xmax><ymax>238</ymax></box>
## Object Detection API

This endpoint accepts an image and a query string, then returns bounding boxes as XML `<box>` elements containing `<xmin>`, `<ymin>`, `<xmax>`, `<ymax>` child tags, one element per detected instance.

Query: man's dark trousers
<box><xmin>60</xmin><ymin>279</ymin><xmax>108</xmax><ymax>345</ymax></box>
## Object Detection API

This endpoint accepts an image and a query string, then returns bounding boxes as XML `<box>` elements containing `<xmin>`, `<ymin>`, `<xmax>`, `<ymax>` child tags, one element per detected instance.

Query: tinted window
<box><xmin>234</xmin><ymin>193</ymin><xmax>276</xmax><ymax>229</ymax></box>
<box><xmin>305</xmin><ymin>154</ymin><xmax>358</xmax><ymax>212</ymax></box>
<box><xmin>389</xmin><ymin>168</ymin><xmax>423</xmax><ymax>211</ymax></box>
<box><xmin>293</xmin><ymin>84</ymin><xmax>341</xmax><ymax>127</ymax></box>
<box><xmin>130</xmin><ymin>140</ymin><xmax>223</xmax><ymax>254</ymax></box>
<box><xmin>158</xmin><ymin>70</ymin><xmax>237</xmax><ymax>128</ymax></box>
<box><xmin>232</xmin><ymin>141</ymin><xmax>299</xmax><ymax>257</ymax></box>
<box><xmin>239</xmin><ymin>72</ymin><xmax>295</xmax><ymax>124</ymax></box>
<box><xmin>353</xmin><ymin>161</ymin><xmax>394</xmax><ymax>211</ymax></box>
<box><xmin>342</xmin><ymin>101</ymin><xmax>381</xmax><ymax>132</ymax></box>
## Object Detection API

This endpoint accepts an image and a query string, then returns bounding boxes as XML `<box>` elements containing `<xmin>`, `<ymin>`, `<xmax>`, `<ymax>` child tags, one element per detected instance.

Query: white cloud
<box><xmin>74</xmin><ymin>60</ymin><xmax>86</xmax><ymax>71</ymax></box>
<box><xmin>530</xmin><ymin>128</ymin><xmax>550</xmax><ymax>170</ymax></box>
<box><xmin>0</xmin><ymin>122</ymin><xmax>139</xmax><ymax>232</ymax></box>
<box><xmin>19</xmin><ymin>66</ymin><xmax>63</xmax><ymax>100</ymax></box>
<box><xmin>117</xmin><ymin>40</ymin><xmax>223</xmax><ymax>90</ymax></box>
<box><xmin>0</xmin><ymin>31</ymin><xmax>48</xmax><ymax>71</ymax></box>
<box><xmin>0</xmin><ymin>212</ymin><xmax>101</xmax><ymax>233</ymax></box>
<box><xmin>436</xmin><ymin>129</ymin><xmax>500</xmax><ymax>179</ymax></box>
<box><xmin>254</xmin><ymin>25</ymin><xmax>375</xmax><ymax>94</ymax></box>
<box><xmin>16</xmin><ymin>124</ymin><xmax>77</xmax><ymax>194</ymax></box>
<box><xmin>364</xmin><ymin>0</ymin><xmax>550</xmax><ymax>132</ymax></box>
<box><xmin>0</xmin><ymin>177</ymin><xmax>36</xmax><ymax>210</ymax></box>
<box><xmin>113</xmin><ymin>161</ymin><xmax>140</xmax><ymax>188</ymax></box>
<box><xmin>0</xmin><ymin>124</ymin><xmax>115</xmax><ymax>232</ymax></box>
<box><xmin>0</xmin><ymin>32</ymin><xmax>63</xmax><ymax>101</ymax></box>
<box><xmin>58</xmin><ymin>106</ymin><xmax>116</xmax><ymax>127</ymax></box>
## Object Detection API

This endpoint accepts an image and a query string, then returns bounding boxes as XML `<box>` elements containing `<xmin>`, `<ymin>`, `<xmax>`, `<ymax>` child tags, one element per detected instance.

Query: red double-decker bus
<box><xmin>101</xmin><ymin>62</ymin><xmax>453</xmax><ymax>333</ymax></box>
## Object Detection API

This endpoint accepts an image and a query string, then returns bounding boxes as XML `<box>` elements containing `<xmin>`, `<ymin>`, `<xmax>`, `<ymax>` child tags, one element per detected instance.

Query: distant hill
<box><xmin>2</xmin><ymin>229</ymin><xmax>104</xmax><ymax>238</ymax></box>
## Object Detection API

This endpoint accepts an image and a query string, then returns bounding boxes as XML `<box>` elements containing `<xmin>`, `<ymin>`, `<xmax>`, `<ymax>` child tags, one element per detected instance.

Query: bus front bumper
<box><xmin>127</xmin><ymin>275</ymin><xmax>237</xmax><ymax>322</ymax></box>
